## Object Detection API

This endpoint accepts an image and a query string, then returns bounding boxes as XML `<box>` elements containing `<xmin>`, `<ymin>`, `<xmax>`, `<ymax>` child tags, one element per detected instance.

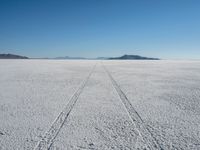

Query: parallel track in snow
<box><xmin>102</xmin><ymin>64</ymin><xmax>162</xmax><ymax>150</ymax></box>
<box><xmin>34</xmin><ymin>64</ymin><xmax>96</xmax><ymax>150</ymax></box>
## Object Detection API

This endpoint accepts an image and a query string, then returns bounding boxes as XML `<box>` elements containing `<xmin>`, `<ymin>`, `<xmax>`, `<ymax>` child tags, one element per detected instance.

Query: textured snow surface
<box><xmin>0</xmin><ymin>60</ymin><xmax>200</xmax><ymax>150</ymax></box>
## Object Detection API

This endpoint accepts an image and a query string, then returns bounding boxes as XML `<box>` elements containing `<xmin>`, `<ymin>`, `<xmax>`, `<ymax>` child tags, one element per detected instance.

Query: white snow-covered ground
<box><xmin>0</xmin><ymin>60</ymin><xmax>200</xmax><ymax>150</ymax></box>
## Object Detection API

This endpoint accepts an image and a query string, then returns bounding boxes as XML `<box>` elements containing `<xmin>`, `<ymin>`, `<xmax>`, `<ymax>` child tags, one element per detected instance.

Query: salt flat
<box><xmin>0</xmin><ymin>60</ymin><xmax>94</xmax><ymax>149</ymax></box>
<box><xmin>51</xmin><ymin>64</ymin><xmax>147</xmax><ymax>150</ymax></box>
<box><xmin>0</xmin><ymin>60</ymin><xmax>200</xmax><ymax>150</ymax></box>
<box><xmin>104</xmin><ymin>60</ymin><xmax>200</xmax><ymax>149</ymax></box>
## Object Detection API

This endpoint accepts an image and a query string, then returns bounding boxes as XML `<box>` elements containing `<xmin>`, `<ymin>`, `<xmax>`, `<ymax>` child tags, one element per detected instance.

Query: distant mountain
<box><xmin>54</xmin><ymin>56</ymin><xmax>87</xmax><ymax>59</ymax></box>
<box><xmin>96</xmin><ymin>57</ymin><xmax>110</xmax><ymax>60</ymax></box>
<box><xmin>1</xmin><ymin>54</ymin><xmax>158</xmax><ymax>60</ymax></box>
<box><xmin>52</xmin><ymin>55</ymin><xmax>159</xmax><ymax>60</ymax></box>
<box><xmin>109</xmin><ymin>54</ymin><xmax>159</xmax><ymax>60</ymax></box>
<box><xmin>0</xmin><ymin>54</ymin><xmax>29</xmax><ymax>59</ymax></box>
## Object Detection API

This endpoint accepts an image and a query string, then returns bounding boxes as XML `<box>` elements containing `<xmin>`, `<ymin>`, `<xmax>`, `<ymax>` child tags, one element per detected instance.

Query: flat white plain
<box><xmin>0</xmin><ymin>60</ymin><xmax>200</xmax><ymax>150</ymax></box>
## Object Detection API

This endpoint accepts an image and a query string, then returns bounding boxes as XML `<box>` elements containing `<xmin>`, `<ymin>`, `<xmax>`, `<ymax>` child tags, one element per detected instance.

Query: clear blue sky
<box><xmin>0</xmin><ymin>0</ymin><xmax>200</xmax><ymax>59</ymax></box>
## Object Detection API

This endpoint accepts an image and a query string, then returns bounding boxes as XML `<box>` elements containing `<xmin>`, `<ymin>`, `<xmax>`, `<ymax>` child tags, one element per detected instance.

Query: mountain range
<box><xmin>0</xmin><ymin>54</ymin><xmax>29</xmax><ymax>59</ymax></box>
<box><xmin>109</xmin><ymin>54</ymin><xmax>159</xmax><ymax>60</ymax></box>
<box><xmin>54</xmin><ymin>54</ymin><xmax>159</xmax><ymax>60</ymax></box>
<box><xmin>0</xmin><ymin>54</ymin><xmax>159</xmax><ymax>60</ymax></box>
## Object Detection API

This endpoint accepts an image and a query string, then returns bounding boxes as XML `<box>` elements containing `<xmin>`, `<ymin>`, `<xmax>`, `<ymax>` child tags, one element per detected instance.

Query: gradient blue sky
<box><xmin>0</xmin><ymin>0</ymin><xmax>200</xmax><ymax>59</ymax></box>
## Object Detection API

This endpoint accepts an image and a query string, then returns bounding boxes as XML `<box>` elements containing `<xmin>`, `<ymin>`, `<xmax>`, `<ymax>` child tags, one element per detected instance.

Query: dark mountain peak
<box><xmin>109</xmin><ymin>54</ymin><xmax>159</xmax><ymax>60</ymax></box>
<box><xmin>0</xmin><ymin>53</ymin><xmax>29</xmax><ymax>59</ymax></box>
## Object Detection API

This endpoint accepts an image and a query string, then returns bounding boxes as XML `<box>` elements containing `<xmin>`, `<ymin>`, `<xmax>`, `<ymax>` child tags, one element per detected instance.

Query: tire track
<box><xmin>102</xmin><ymin>64</ymin><xmax>162</xmax><ymax>150</ymax></box>
<box><xmin>34</xmin><ymin>64</ymin><xmax>96</xmax><ymax>150</ymax></box>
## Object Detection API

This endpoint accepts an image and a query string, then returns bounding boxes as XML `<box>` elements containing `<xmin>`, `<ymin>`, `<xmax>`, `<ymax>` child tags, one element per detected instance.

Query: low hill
<box><xmin>0</xmin><ymin>54</ymin><xmax>29</xmax><ymax>59</ymax></box>
<box><xmin>109</xmin><ymin>54</ymin><xmax>159</xmax><ymax>60</ymax></box>
<box><xmin>54</xmin><ymin>56</ymin><xmax>86</xmax><ymax>59</ymax></box>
